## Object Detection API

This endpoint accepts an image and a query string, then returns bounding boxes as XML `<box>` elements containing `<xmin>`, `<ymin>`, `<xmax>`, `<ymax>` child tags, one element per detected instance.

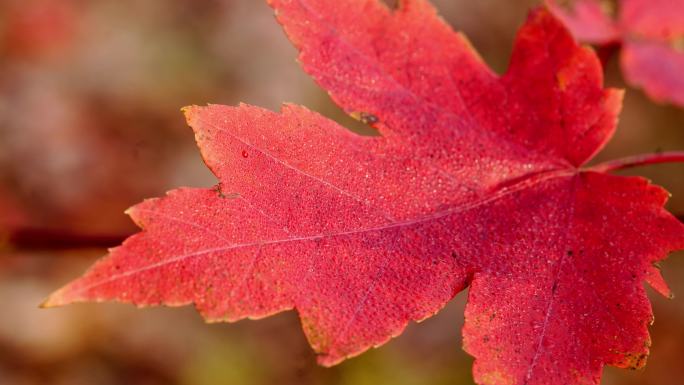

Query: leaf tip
<box><xmin>181</xmin><ymin>105</ymin><xmax>201</xmax><ymax>126</ymax></box>
<box><xmin>645</xmin><ymin>264</ymin><xmax>674</xmax><ymax>298</ymax></box>
<box><xmin>39</xmin><ymin>288</ymin><xmax>68</xmax><ymax>309</ymax></box>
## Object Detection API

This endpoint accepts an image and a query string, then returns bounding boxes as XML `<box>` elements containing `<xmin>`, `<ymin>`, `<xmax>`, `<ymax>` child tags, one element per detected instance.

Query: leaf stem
<box><xmin>588</xmin><ymin>151</ymin><xmax>684</xmax><ymax>173</ymax></box>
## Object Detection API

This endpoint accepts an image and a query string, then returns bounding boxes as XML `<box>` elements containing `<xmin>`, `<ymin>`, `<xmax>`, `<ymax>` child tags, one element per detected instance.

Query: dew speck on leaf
<box><xmin>350</xmin><ymin>111</ymin><xmax>379</xmax><ymax>125</ymax></box>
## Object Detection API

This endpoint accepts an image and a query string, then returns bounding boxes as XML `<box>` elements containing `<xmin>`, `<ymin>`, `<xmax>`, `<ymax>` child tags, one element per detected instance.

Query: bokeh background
<box><xmin>1</xmin><ymin>0</ymin><xmax>683</xmax><ymax>384</ymax></box>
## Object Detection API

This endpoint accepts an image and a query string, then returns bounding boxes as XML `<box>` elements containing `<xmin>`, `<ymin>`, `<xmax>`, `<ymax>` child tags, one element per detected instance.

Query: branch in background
<box><xmin>1</xmin><ymin>227</ymin><xmax>131</xmax><ymax>252</ymax></box>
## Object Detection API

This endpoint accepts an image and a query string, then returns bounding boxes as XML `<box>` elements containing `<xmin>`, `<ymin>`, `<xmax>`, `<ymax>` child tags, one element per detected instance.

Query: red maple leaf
<box><xmin>547</xmin><ymin>0</ymin><xmax>684</xmax><ymax>107</ymax></box>
<box><xmin>44</xmin><ymin>2</ymin><xmax>684</xmax><ymax>384</ymax></box>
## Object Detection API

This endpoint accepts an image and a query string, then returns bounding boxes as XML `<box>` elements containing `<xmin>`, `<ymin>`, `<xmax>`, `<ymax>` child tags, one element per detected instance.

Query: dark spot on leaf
<box><xmin>212</xmin><ymin>185</ymin><xmax>227</xmax><ymax>198</ymax></box>
<box><xmin>212</xmin><ymin>185</ymin><xmax>239</xmax><ymax>199</ymax></box>
<box><xmin>626</xmin><ymin>352</ymin><xmax>648</xmax><ymax>370</ymax></box>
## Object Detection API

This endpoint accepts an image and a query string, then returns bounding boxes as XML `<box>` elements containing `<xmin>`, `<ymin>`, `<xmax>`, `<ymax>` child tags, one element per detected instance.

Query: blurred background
<box><xmin>0</xmin><ymin>0</ymin><xmax>683</xmax><ymax>384</ymax></box>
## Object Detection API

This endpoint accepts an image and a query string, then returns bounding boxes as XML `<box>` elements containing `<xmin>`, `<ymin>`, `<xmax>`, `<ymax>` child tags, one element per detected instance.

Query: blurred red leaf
<box><xmin>45</xmin><ymin>2</ymin><xmax>684</xmax><ymax>384</ymax></box>
<box><xmin>1</xmin><ymin>0</ymin><xmax>78</xmax><ymax>59</ymax></box>
<box><xmin>548</xmin><ymin>0</ymin><xmax>684</xmax><ymax>107</ymax></box>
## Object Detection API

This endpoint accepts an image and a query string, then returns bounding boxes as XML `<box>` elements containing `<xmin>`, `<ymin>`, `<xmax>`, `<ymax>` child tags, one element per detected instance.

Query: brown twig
<box><xmin>3</xmin><ymin>227</ymin><xmax>131</xmax><ymax>251</ymax></box>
